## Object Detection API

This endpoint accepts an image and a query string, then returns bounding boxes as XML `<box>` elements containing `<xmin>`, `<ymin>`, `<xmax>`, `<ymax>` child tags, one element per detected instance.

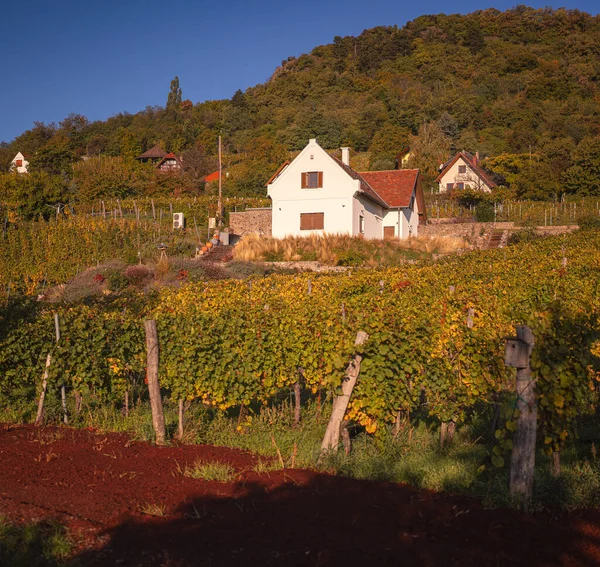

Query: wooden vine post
<box><xmin>178</xmin><ymin>399</ymin><xmax>185</xmax><ymax>440</ymax></box>
<box><xmin>144</xmin><ymin>320</ymin><xmax>166</xmax><ymax>445</ymax></box>
<box><xmin>321</xmin><ymin>331</ymin><xmax>369</xmax><ymax>452</ymax></box>
<box><xmin>504</xmin><ymin>325</ymin><xmax>536</xmax><ymax>504</ymax></box>
<box><xmin>35</xmin><ymin>313</ymin><xmax>62</xmax><ymax>426</ymax></box>
<box><xmin>293</xmin><ymin>375</ymin><xmax>302</xmax><ymax>427</ymax></box>
<box><xmin>34</xmin><ymin>354</ymin><xmax>52</xmax><ymax>426</ymax></box>
<box><xmin>56</xmin><ymin>314</ymin><xmax>68</xmax><ymax>424</ymax></box>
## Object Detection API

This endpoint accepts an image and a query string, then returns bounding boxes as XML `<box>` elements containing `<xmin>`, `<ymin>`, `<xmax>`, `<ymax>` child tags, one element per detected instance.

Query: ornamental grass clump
<box><xmin>233</xmin><ymin>233</ymin><xmax>465</xmax><ymax>266</ymax></box>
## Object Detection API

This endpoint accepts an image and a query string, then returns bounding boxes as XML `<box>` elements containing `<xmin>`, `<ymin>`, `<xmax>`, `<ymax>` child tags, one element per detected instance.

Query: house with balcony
<box><xmin>435</xmin><ymin>151</ymin><xmax>496</xmax><ymax>193</ymax></box>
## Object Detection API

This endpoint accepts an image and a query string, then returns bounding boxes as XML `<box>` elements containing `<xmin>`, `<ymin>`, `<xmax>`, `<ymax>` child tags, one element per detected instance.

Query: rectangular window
<box><xmin>446</xmin><ymin>183</ymin><xmax>454</xmax><ymax>190</ymax></box>
<box><xmin>300</xmin><ymin>212</ymin><xmax>324</xmax><ymax>230</ymax></box>
<box><xmin>301</xmin><ymin>171</ymin><xmax>323</xmax><ymax>188</ymax></box>
<box><xmin>457</xmin><ymin>182</ymin><xmax>465</xmax><ymax>189</ymax></box>
<box><xmin>15</xmin><ymin>160</ymin><xmax>22</xmax><ymax>167</ymax></box>
<box><xmin>359</xmin><ymin>215</ymin><xmax>365</xmax><ymax>234</ymax></box>
<box><xmin>458</xmin><ymin>165</ymin><xmax>467</xmax><ymax>174</ymax></box>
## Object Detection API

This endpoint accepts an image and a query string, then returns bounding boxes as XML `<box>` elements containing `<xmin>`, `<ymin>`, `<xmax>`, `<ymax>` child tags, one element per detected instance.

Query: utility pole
<box><xmin>218</xmin><ymin>135</ymin><xmax>223</xmax><ymax>227</ymax></box>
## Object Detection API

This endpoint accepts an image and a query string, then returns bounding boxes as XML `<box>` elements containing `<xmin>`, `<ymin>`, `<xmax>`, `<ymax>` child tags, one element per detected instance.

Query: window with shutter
<box><xmin>300</xmin><ymin>213</ymin><xmax>310</xmax><ymax>230</ymax></box>
<box><xmin>300</xmin><ymin>213</ymin><xmax>324</xmax><ymax>230</ymax></box>
<box><xmin>313</xmin><ymin>212</ymin><xmax>324</xmax><ymax>229</ymax></box>
<box><xmin>302</xmin><ymin>172</ymin><xmax>323</xmax><ymax>188</ymax></box>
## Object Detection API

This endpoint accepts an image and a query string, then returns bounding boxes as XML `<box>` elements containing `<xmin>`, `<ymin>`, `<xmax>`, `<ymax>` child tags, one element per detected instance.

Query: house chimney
<box><xmin>341</xmin><ymin>147</ymin><xmax>350</xmax><ymax>166</ymax></box>
<box><xmin>475</xmin><ymin>151</ymin><xmax>480</xmax><ymax>165</ymax></box>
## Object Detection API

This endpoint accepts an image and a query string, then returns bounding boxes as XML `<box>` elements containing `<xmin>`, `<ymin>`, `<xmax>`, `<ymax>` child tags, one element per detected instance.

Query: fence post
<box><xmin>144</xmin><ymin>320</ymin><xmax>166</xmax><ymax>445</ymax></box>
<box><xmin>35</xmin><ymin>354</ymin><xmax>52</xmax><ymax>426</ymax></box>
<box><xmin>505</xmin><ymin>325</ymin><xmax>536</xmax><ymax>505</ymax></box>
<box><xmin>293</xmin><ymin>378</ymin><xmax>301</xmax><ymax>427</ymax></box>
<box><xmin>56</xmin><ymin>313</ymin><xmax>68</xmax><ymax>424</ymax></box>
<box><xmin>321</xmin><ymin>331</ymin><xmax>369</xmax><ymax>452</ymax></box>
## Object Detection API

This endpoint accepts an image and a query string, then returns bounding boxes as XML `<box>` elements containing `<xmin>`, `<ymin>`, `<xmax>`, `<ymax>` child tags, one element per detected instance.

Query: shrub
<box><xmin>124</xmin><ymin>265</ymin><xmax>153</xmax><ymax>287</ymax></box>
<box><xmin>105</xmin><ymin>269</ymin><xmax>129</xmax><ymax>292</ymax></box>
<box><xmin>263</xmin><ymin>249</ymin><xmax>284</xmax><ymax>262</ymax></box>
<box><xmin>475</xmin><ymin>201</ymin><xmax>495</xmax><ymax>222</ymax></box>
<box><xmin>225</xmin><ymin>261</ymin><xmax>268</xmax><ymax>279</ymax></box>
<box><xmin>578</xmin><ymin>214</ymin><xmax>600</xmax><ymax>230</ymax></box>
<box><xmin>508</xmin><ymin>228</ymin><xmax>542</xmax><ymax>245</ymax></box>
<box><xmin>452</xmin><ymin>187</ymin><xmax>484</xmax><ymax>208</ymax></box>
<box><xmin>336</xmin><ymin>249</ymin><xmax>366</xmax><ymax>266</ymax></box>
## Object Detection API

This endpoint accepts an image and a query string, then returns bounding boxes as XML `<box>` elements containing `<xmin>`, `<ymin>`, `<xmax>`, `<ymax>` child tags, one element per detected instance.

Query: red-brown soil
<box><xmin>1</xmin><ymin>424</ymin><xmax>600</xmax><ymax>566</ymax></box>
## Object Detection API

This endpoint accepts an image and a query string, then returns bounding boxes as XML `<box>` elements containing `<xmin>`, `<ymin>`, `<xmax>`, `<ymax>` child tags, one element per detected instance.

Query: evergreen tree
<box><xmin>166</xmin><ymin>76</ymin><xmax>183</xmax><ymax>109</ymax></box>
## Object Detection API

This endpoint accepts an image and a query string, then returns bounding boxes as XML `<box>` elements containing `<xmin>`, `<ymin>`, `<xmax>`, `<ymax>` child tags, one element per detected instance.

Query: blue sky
<box><xmin>1</xmin><ymin>0</ymin><xmax>598</xmax><ymax>143</ymax></box>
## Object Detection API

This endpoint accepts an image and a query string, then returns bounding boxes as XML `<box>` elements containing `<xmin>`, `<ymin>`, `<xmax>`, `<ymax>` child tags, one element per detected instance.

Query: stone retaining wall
<box><xmin>229</xmin><ymin>208</ymin><xmax>272</xmax><ymax>237</ymax></box>
<box><xmin>419</xmin><ymin>222</ymin><xmax>513</xmax><ymax>248</ymax></box>
<box><xmin>419</xmin><ymin>222</ymin><xmax>577</xmax><ymax>249</ymax></box>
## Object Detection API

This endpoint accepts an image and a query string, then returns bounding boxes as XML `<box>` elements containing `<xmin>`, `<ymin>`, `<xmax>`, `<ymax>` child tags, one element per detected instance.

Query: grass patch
<box><xmin>181</xmin><ymin>460</ymin><xmax>235</xmax><ymax>482</ymax></box>
<box><xmin>0</xmin><ymin>517</ymin><xmax>73</xmax><ymax>567</ymax></box>
<box><xmin>139</xmin><ymin>503</ymin><xmax>167</xmax><ymax>517</ymax></box>
<box><xmin>199</xmin><ymin>399</ymin><xmax>326</xmax><ymax>469</ymax></box>
<box><xmin>6</xmin><ymin>395</ymin><xmax>600</xmax><ymax>510</ymax></box>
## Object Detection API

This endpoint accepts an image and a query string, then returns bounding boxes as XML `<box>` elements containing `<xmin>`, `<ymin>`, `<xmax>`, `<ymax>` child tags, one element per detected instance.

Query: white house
<box><xmin>435</xmin><ymin>151</ymin><xmax>496</xmax><ymax>193</ymax></box>
<box><xmin>10</xmin><ymin>152</ymin><xmax>29</xmax><ymax>174</ymax></box>
<box><xmin>267</xmin><ymin>139</ymin><xmax>426</xmax><ymax>240</ymax></box>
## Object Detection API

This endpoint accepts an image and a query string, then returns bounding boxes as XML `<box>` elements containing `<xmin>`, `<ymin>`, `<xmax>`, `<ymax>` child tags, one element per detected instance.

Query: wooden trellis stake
<box><xmin>144</xmin><ymin>320</ymin><xmax>166</xmax><ymax>445</ymax></box>
<box><xmin>505</xmin><ymin>325</ymin><xmax>536</xmax><ymax>505</ymax></box>
<box><xmin>321</xmin><ymin>331</ymin><xmax>369</xmax><ymax>452</ymax></box>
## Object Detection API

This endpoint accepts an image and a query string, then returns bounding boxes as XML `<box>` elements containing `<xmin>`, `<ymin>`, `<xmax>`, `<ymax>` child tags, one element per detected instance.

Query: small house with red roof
<box><xmin>435</xmin><ymin>151</ymin><xmax>496</xmax><ymax>193</ymax></box>
<box><xmin>205</xmin><ymin>170</ymin><xmax>220</xmax><ymax>183</ymax></box>
<box><xmin>156</xmin><ymin>153</ymin><xmax>183</xmax><ymax>172</ymax></box>
<box><xmin>10</xmin><ymin>152</ymin><xmax>29</xmax><ymax>174</ymax></box>
<box><xmin>267</xmin><ymin>139</ymin><xmax>426</xmax><ymax>240</ymax></box>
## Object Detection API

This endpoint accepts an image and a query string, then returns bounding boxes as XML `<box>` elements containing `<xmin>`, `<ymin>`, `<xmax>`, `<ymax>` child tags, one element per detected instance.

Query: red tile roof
<box><xmin>358</xmin><ymin>169</ymin><xmax>419</xmax><ymax>208</ymax></box>
<box><xmin>435</xmin><ymin>151</ymin><xmax>496</xmax><ymax>189</ymax></box>
<box><xmin>205</xmin><ymin>170</ymin><xmax>220</xmax><ymax>182</ymax></box>
<box><xmin>329</xmin><ymin>156</ymin><xmax>388</xmax><ymax>208</ymax></box>
<box><xmin>266</xmin><ymin>161</ymin><xmax>290</xmax><ymax>185</ymax></box>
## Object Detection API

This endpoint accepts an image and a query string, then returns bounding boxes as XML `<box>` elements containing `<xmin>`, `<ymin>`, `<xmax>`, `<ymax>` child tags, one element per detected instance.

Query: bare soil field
<box><xmin>1</xmin><ymin>424</ymin><xmax>599</xmax><ymax>566</ymax></box>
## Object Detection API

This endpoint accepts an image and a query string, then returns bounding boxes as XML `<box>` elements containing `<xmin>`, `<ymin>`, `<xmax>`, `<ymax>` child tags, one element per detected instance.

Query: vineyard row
<box><xmin>1</xmin><ymin>230</ymin><xmax>599</xmax><ymax>457</ymax></box>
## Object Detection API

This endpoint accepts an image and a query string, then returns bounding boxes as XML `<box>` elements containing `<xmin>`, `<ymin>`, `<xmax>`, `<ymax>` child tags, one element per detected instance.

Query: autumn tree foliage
<box><xmin>2</xmin><ymin>7</ymin><xmax>600</xmax><ymax>198</ymax></box>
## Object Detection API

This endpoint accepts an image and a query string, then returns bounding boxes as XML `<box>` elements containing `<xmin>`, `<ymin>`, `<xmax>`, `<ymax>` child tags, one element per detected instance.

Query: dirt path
<box><xmin>1</xmin><ymin>424</ymin><xmax>599</xmax><ymax>566</ymax></box>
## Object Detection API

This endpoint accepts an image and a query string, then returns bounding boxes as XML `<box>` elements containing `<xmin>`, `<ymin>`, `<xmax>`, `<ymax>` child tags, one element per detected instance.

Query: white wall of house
<box><xmin>438</xmin><ymin>157</ymin><xmax>491</xmax><ymax>193</ymax></box>
<box><xmin>10</xmin><ymin>152</ymin><xmax>29</xmax><ymax>174</ymax></box>
<box><xmin>381</xmin><ymin>192</ymin><xmax>418</xmax><ymax>239</ymax></box>
<box><xmin>268</xmin><ymin>139</ymin><xmax>380</xmax><ymax>238</ymax></box>
<box><xmin>382</xmin><ymin>210</ymin><xmax>399</xmax><ymax>239</ymax></box>
<box><xmin>353</xmin><ymin>194</ymin><xmax>384</xmax><ymax>239</ymax></box>
<box><xmin>401</xmin><ymin>207</ymin><xmax>419</xmax><ymax>238</ymax></box>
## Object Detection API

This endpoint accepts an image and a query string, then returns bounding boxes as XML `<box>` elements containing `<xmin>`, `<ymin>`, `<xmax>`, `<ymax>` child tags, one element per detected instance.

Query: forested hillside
<box><xmin>1</xmin><ymin>6</ymin><xmax>600</xmax><ymax>201</ymax></box>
